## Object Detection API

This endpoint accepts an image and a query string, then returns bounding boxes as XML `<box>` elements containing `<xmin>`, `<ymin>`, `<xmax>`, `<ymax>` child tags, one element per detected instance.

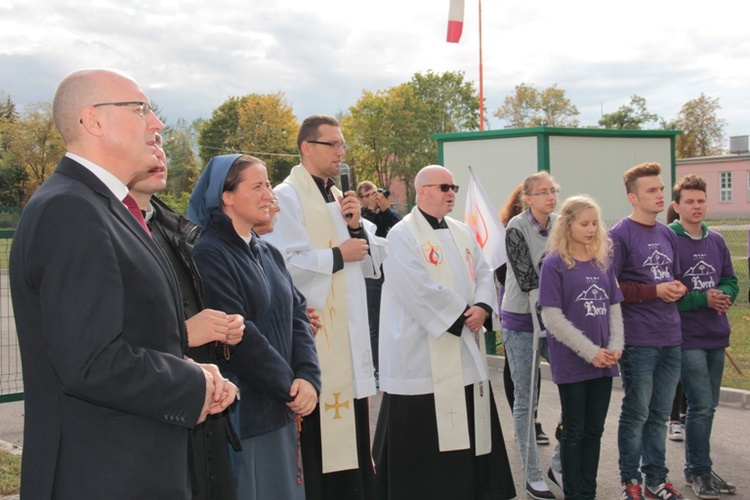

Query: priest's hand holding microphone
<box><xmin>338</xmin><ymin>163</ymin><xmax>369</xmax><ymax>262</ymax></box>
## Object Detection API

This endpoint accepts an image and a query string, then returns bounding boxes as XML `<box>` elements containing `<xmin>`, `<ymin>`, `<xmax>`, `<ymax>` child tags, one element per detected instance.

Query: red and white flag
<box><xmin>446</xmin><ymin>0</ymin><xmax>465</xmax><ymax>43</ymax></box>
<box><xmin>464</xmin><ymin>167</ymin><xmax>506</xmax><ymax>270</ymax></box>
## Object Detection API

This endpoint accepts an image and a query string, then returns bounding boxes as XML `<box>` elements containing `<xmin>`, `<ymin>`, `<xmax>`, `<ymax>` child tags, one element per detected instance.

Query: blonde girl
<box><xmin>538</xmin><ymin>195</ymin><xmax>624</xmax><ymax>500</ymax></box>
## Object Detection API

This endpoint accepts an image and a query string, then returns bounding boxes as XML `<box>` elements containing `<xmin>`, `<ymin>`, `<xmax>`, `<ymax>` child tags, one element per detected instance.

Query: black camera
<box><xmin>377</xmin><ymin>188</ymin><xmax>390</xmax><ymax>198</ymax></box>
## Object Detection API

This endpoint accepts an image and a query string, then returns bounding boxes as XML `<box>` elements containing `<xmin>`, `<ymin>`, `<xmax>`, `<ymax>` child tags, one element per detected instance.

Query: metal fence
<box><xmin>673</xmin><ymin>219</ymin><xmax>749</xmax><ymax>290</ymax></box>
<box><xmin>697</xmin><ymin>219</ymin><xmax>750</xmax><ymax>324</ymax></box>
<box><xmin>0</xmin><ymin>218</ymin><xmax>749</xmax><ymax>403</ymax></box>
<box><xmin>0</xmin><ymin>229</ymin><xmax>22</xmax><ymax>403</ymax></box>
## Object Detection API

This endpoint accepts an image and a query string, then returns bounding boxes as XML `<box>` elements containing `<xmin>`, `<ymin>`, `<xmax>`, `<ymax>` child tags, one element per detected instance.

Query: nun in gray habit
<box><xmin>189</xmin><ymin>154</ymin><xmax>321</xmax><ymax>500</ymax></box>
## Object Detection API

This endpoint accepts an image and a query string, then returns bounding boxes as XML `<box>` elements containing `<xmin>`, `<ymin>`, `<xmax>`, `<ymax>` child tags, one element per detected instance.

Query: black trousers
<box><xmin>557</xmin><ymin>376</ymin><xmax>613</xmax><ymax>500</ymax></box>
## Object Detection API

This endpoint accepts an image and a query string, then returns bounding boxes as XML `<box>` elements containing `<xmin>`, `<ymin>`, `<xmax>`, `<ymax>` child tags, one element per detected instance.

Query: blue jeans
<box><xmin>502</xmin><ymin>328</ymin><xmax>547</xmax><ymax>482</ymax></box>
<box><xmin>617</xmin><ymin>345</ymin><xmax>681</xmax><ymax>487</ymax></box>
<box><xmin>681</xmin><ymin>348</ymin><xmax>725</xmax><ymax>478</ymax></box>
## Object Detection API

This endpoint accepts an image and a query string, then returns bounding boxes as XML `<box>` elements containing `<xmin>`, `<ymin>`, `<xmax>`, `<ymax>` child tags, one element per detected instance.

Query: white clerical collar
<box><xmin>144</xmin><ymin>203</ymin><xmax>155</xmax><ymax>222</ymax></box>
<box><xmin>66</xmin><ymin>152</ymin><xmax>129</xmax><ymax>201</ymax></box>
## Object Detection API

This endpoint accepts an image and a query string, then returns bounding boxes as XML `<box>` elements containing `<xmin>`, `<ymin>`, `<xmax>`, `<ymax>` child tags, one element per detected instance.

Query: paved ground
<box><xmin>2</xmin><ymin>356</ymin><xmax>749</xmax><ymax>499</ymax></box>
<box><xmin>370</xmin><ymin>356</ymin><xmax>750</xmax><ymax>499</ymax></box>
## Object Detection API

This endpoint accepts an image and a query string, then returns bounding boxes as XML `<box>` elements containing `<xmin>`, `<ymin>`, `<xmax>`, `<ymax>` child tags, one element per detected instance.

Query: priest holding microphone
<box><xmin>262</xmin><ymin>114</ymin><xmax>388</xmax><ymax>500</ymax></box>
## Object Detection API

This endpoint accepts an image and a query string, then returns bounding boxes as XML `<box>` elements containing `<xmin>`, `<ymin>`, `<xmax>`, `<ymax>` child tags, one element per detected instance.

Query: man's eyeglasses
<box><xmin>529</xmin><ymin>188</ymin><xmax>559</xmax><ymax>197</ymax></box>
<box><xmin>422</xmin><ymin>183</ymin><xmax>460</xmax><ymax>193</ymax></box>
<box><xmin>307</xmin><ymin>140</ymin><xmax>349</xmax><ymax>151</ymax></box>
<box><xmin>91</xmin><ymin>101</ymin><xmax>154</xmax><ymax>117</ymax></box>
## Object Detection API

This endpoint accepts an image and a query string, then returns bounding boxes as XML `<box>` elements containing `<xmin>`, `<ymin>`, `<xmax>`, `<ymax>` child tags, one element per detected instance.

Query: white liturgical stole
<box><xmin>285</xmin><ymin>165</ymin><xmax>358</xmax><ymax>473</ymax></box>
<box><xmin>403</xmin><ymin>207</ymin><xmax>491</xmax><ymax>456</ymax></box>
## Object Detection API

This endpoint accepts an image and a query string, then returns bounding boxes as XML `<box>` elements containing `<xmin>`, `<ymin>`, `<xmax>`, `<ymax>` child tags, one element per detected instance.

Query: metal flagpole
<box><xmin>524</xmin><ymin>289</ymin><xmax>544</xmax><ymax>496</ymax></box>
<box><xmin>478</xmin><ymin>0</ymin><xmax>485</xmax><ymax>131</ymax></box>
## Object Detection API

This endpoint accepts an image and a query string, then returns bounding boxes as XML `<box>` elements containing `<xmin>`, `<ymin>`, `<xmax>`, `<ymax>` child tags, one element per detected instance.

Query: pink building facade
<box><xmin>676</xmin><ymin>150</ymin><xmax>750</xmax><ymax>218</ymax></box>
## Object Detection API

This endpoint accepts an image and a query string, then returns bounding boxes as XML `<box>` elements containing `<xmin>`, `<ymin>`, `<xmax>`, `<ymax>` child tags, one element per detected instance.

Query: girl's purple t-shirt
<box><xmin>608</xmin><ymin>218</ymin><xmax>682</xmax><ymax>347</ymax></box>
<box><xmin>539</xmin><ymin>252</ymin><xmax>624</xmax><ymax>385</ymax></box>
<box><xmin>676</xmin><ymin>231</ymin><xmax>733</xmax><ymax>350</ymax></box>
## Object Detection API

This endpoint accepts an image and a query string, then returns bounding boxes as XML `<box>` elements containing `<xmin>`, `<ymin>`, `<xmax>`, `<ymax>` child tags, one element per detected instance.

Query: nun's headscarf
<box><xmin>188</xmin><ymin>154</ymin><xmax>242</xmax><ymax>228</ymax></box>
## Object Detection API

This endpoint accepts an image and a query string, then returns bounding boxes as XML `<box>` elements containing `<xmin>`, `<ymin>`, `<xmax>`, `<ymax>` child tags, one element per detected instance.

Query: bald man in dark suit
<box><xmin>9</xmin><ymin>69</ymin><xmax>237</xmax><ymax>499</ymax></box>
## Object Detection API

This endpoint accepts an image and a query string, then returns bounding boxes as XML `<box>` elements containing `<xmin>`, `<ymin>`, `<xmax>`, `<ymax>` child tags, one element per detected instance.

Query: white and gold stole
<box><xmin>403</xmin><ymin>207</ymin><xmax>491</xmax><ymax>456</ymax></box>
<box><xmin>285</xmin><ymin>165</ymin><xmax>358</xmax><ymax>473</ymax></box>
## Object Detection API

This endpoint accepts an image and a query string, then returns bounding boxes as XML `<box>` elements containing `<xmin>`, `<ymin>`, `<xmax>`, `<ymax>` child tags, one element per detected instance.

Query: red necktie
<box><xmin>122</xmin><ymin>193</ymin><xmax>151</xmax><ymax>237</ymax></box>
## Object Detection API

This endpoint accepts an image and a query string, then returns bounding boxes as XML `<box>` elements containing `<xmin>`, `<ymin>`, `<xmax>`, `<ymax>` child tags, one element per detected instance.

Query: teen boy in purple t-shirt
<box><xmin>669</xmin><ymin>174</ymin><xmax>738</xmax><ymax>499</ymax></box>
<box><xmin>609</xmin><ymin>162</ymin><xmax>688</xmax><ymax>500</ymax></box>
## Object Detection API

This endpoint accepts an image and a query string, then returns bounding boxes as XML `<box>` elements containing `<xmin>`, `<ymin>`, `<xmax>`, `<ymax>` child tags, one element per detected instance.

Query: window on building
<box><xmin>720</xmin><ymin>172</ymin><xmax>732</xmax><ymax>203</ymax></box>
<box><xmin>747</xmin><ymin>171</ymin><xmax>750</xmax><ymax>201</ymax></box>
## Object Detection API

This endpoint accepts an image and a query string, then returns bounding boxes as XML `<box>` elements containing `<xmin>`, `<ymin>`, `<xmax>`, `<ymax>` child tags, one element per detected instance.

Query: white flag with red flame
<box><xmin>464</xmin><ymin>167</ymin><xmax>506</xmax><ymax>270</ymax></box>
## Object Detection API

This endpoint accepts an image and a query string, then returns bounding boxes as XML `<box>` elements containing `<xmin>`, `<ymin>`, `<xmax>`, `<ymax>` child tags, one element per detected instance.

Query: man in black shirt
<box><xmin>357</xmin><ymin>181</ymin><xmax>402</xmax><ymax>381</ymax></box>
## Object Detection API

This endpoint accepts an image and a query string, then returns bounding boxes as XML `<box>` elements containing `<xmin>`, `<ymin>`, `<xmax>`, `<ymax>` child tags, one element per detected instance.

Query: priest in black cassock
<box><xmin>373</xmin><ymin>165</ymin><xmax>516</xmax><ymax>500</ymax></box>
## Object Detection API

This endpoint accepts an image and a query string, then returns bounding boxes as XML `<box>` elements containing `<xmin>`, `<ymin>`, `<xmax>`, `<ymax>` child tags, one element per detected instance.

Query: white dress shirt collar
<box><xmin>65</xmin><ymin>152</ymin><xmax>129</xmax><ymax>201</ymax></box>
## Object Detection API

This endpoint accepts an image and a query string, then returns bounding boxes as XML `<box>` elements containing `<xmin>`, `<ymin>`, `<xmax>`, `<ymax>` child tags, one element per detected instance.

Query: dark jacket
<box><xmin>9</xmin><ymin>157</ymin><xmax>205</xmax><ymax>499</ymax></box>
<box><xmin>192</xmin><ymin>212</ymin><xmax>321</xmax><ymax>438</ymax></box>
<box><xmin>150</xmin><ymin>197</ymin><xmax>204</xmax><ymax>311</ymax></box>
<box><xmin>361</xmin><ymin>206</ymin><xmax>402</xmax><ymax>238</ymax></box>
<box><xmin>147</xmin><ymin>197</ymin><xmax>239</xmax><ymax>500</ymax></box>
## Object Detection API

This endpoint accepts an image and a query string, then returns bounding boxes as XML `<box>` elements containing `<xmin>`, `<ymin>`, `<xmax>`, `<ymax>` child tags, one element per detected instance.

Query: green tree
<box><xmin>494</xmin><ymin>83</ymin><xmax>579</xmax><ymax>128</ymax></box>
<box><xmin>494</xmin><ymin>83</ymin><xmax>539</xmax><ymax>128</ymax></box>
<box><xmin>342</xmin><ymin>89</ymin><xmax>392</xmax><ymax>189</ymax></box>
<box><xmin>599</xmin><ymin>95</ymin><xmax>658</xmax><ymax>129</ymax></box>
<box><xmin>198</xmin><ymin>96</ymin><xmax>245</xmax><ymax>164</ymax></box>
<box><xmin>403</xmin><ymin>70</ymin><xmax>480</xmax><ymax>201</ymax></box>
<box><xmin>198</xmin><ymin>93</ymin><xmax>299</xmax><ymax>185</ymax></box>
<box><xmin>0</xmin><ymin>92</ymin><xmax>19</xmax><ymax>161</ymax></box>
<box><xmin>8</xmin><ymin>102</ymin><xmax>65</xmax><ymax>196</ymax></box>
<box><xmin>162</xmin><ymin>118</ymin><xmax>201</xmax><ymax>197</ymax></box>
<box><xmin>0</xmin><ymin>159</ymin><xmax>30</xmax><ymax>207</ymax></box>
<box><xmin>672</xmin><ymin>94</ymin><xmax>726</xmax><ymax>158</ymax></box>
<box><xmin>0</xmin><ymin>92</ymin><xmax>29</xmax><ymax>206</ymax></box>
<box><xmin>408</xmin><ymin>70</ymin><xmax>480</xmax><ymax>134</ymax></box>
<box><xmin>158</xmin><ymin>191</ymin><xmax>192</xmax><ymax>217</ymax></box>
<box><xmin>539</xmin><ymin>85</ymin><xmax>579</xmax><ymax>127</ymax></box>
<box><xmin>0</xmin><ymin>92</ymin><xmax>19</xmax><ymax>122</ymax></box>
<box><xmin>236</xmin><ymin>93</ymin><xmax>299</xmax><ymax>185</ymax></box>
<box><xmin>343</xmin><ymin>70</ymin><xmax>480</xmax><ymax>205</ymax></box>
<box><xmin>342</xmin><ymin>83</ymin><xmax>420</xmax><ymax>193</ymax></box>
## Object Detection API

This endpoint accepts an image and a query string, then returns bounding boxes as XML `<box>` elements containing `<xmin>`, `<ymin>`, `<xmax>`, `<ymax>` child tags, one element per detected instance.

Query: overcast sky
<box><xmin>1</xmin><ymin>0</ymin><xmax>749</xmax><ymax>143</ymax></box>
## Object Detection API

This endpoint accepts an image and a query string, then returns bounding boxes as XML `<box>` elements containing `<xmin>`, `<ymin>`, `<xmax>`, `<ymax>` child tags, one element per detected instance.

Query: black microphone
<box><xmin>339</xmin><ymin>163</ymin><xmax>350</xmax><ymax>193</ymax></box>
<box><xmin>338</xmin><ymin>163</ymin><xmax>353</xmax><ymax>218</ymax></box>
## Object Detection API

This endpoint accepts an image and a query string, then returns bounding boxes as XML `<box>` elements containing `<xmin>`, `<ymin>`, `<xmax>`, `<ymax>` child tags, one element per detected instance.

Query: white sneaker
<box><xmin>668</xmin><ymin>421</ymin><xmax>684</xmax><ymax>441</ymax></box>
<box><xmin>547</xmin><ymin>467</ymin><xmax>563</xmax><ymax>489</ymax></box>
<box><xmin>526</xmin><ymin>480</ymin><xmax>555</xmax><ymax>499</ymax></box>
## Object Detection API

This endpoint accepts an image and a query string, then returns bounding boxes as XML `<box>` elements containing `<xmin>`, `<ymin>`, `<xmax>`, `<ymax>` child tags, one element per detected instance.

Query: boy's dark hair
<box><xmin>672</xmin><ymin>174</ymin><xmax>707</xmax><ymax>203</ymax></box>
